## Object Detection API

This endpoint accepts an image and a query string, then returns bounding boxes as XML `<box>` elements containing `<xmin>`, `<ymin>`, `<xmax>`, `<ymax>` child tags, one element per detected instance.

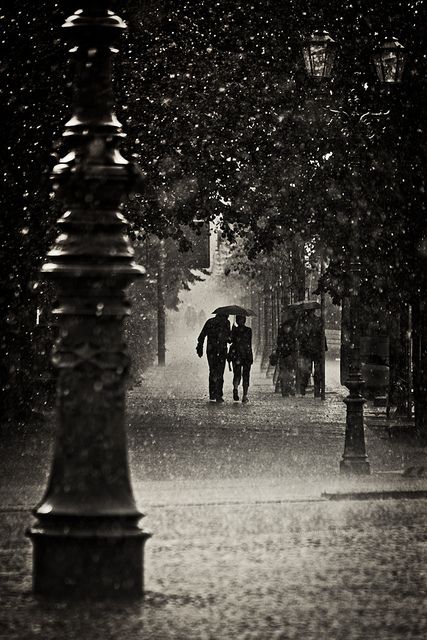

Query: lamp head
<box><xmin>303</xmin><ymin>30</ymin><xmax>337</xmax><ymax>79</ymax></box>
<box><xmin>373</xmin><ymin>37</ymin><xmax>406</xmax><ymax>84</ymax></box>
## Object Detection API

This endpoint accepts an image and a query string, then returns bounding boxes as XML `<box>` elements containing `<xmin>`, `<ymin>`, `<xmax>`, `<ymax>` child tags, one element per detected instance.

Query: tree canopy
<box><xmin>1</xmin><ymin>0</ymin><xmax>426</xmax><ymax>420</ymax></box>
<box><xmin>118</xmin><ymin>0</ymin><xmax>427</xmax><ymax>307</ymax></box>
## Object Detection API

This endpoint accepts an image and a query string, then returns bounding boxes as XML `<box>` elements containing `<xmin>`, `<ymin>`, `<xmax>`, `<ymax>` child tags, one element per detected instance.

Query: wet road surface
<box><xmin>1</xmin><ymin>342</ymin><xmax>427</xmax><ymax>639</ymax></box>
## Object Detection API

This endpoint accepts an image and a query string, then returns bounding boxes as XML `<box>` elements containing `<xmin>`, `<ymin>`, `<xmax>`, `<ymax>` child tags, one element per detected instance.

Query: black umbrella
<box><xmin>212</xmin><ymin>305</ymin><xmax>256</xmax><ymax>316</ymax></box>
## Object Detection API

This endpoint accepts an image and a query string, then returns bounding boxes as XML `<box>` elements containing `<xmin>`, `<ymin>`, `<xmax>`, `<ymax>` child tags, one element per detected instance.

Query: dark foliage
<box><xmin>1</xmin><ymin>0</ymin><xmax>426</xmax><ymax>423</ymax></box>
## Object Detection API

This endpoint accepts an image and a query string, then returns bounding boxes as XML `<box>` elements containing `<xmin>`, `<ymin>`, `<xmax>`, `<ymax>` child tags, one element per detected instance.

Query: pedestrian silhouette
<box><xmin>297</xmin><ymin>309</ymin><xmax>327</xmax><ymax>396</ymax></box>
<box><xmin>197</xmin><ymin>314</ymin><xmax>231</xmax><ymax>402</ymax></box>
<box><xmin>228</xmin><ymin>315</ymin><xmax>253</xmax><ymax>403</ymax></box>
<box><xmin>276</xmin><ymin>318</ymin><xmax>297</xmax><ymax>397</ymax></box>
<box><xmin>184</xmin><ymin>304</ymin><xmax>197</xmax><ymax>329</ymax></box>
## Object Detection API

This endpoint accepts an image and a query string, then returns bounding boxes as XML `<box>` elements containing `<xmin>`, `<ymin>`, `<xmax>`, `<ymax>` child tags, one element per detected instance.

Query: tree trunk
<box><xmin>157</xmin><ymin>240</ymin><xmax>166</xmax><ymax>367</ymax></box>
<box><xmin>291</xmin><ymin>236</ymin><xmax>306</xmax><ymax>302</ymax></box>
<box><xmin>320</xmin><ymin>259</ymin><xmax>326</xmax><ymax>400</ymax></box>
<box><xmin>340</xmin><ymin>296</ymin><xmax>351</xmax><ymax>386</ymax></box>
<box><xmin>389</xmin><ymin>303</ymin><xmax>410</xmax><ymax>418</ymax></box>
<box><xmin>261</xmin><ymin>288</ymin><xmax>271</xmax><ymax>370</ymax></box>
<box><xmin>255</xmin><ymin>291</ymin><xmax>263</xmax><ymax>358</ymax></box>
<box><xmin>414</xmin><ymin>297</ymin><xmax>427</xmax><ymax>442</ymax></box>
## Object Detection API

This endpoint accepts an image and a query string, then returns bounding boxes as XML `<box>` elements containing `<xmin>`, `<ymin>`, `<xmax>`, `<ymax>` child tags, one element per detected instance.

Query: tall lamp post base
<box><xmin>29</xmin><ymin>524</ymin><xmax>151</xmax><ymax>596</ymax></box>
<box><xmin>340</xmin><ymin>457</ymin><xmax>371</xmax><ymax>475</ymax></box>
<box><xmin>340</xmin><ymin>389</ymin><xmax>371</xmax><ymax>476</ymax></box>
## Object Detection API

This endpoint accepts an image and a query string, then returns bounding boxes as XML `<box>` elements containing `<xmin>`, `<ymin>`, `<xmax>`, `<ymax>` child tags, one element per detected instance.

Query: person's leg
<box><xmin>279</xmin><ymin>357</ymin><xmax>287</xmax><ymax>397</ymax></box>
<box><xmin>215</xmin><ymin>354</ymin><xmax>227</xmax><ymax>401</ymax></box>
<box><xmin>280</xmin><ymin>356</ymin><xmax>293</xmax><ymax>397</ymax></box>
<box><xmin>232</xmin><ymin>362</ymin><xmax>241</xmax><ymax>400</ymax></box>
<box><xmin>233</xmin><ymin>362</ymin><xmax>242</xmax><ymax>388</ymax></box>
<box><xmin>207</xmin><ymin>353</ymin><xmax>216</xmax><ymax>400</ymax></box>
<box><xmin>242</xmin><ymin>363</ymin><xmax>251</xmax><ymax>401</ymax></box>
<box><xmin>299</xmin><ymin>355</ymin><xmax>311</xmax><ymax>395</ymax></box>
<box><xmin>287</xmin><ymin>356</ymin><xmax>296</xmax><ymax>395</ymax></box>
<box><xmin>313</xmin><ymin>357</ymin><xmax>321</xmax><ymax>397</ymax></box>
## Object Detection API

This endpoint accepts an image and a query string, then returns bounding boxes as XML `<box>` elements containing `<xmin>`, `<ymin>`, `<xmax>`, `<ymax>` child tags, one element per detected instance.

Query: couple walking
<box><xmin>196</xmin><ymin>312</ymin><xmax>253</xmax><ymax>403</ymax></box>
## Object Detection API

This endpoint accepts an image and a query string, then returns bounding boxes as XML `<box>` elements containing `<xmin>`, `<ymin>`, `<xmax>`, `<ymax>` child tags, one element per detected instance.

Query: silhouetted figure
<box><xmin>297</xmin><ymin>309</ymin><xmax>327</xmax><ymax>396</ymax></box>
<box><xmin>276</xmin><ymin>318</ymin><xmax>297</xmax><ymax>397</ymax></box>
<box><xmin>197</xmin><ymin>314</ymin><xmax>231</xmax><ymax>402</ymax></box>
<box><xmin>185</xmin><ymin>304</ymin><xmax>197</xmax><ymax>329</ymax></box>
<box><xmin>228</xmin><ymin>315</ymin><xmax>253</xmax><ymax>403</ymax></box>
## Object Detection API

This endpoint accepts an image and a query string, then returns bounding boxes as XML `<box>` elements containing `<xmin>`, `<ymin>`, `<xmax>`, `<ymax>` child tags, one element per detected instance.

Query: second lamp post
<box><xmin>303</xmin><ymin>30</ymin><xmax>406</xmax><ymax>474</ymax></box>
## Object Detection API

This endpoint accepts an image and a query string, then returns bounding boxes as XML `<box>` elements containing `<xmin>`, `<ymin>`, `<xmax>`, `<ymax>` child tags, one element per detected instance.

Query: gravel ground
<box><xmin>1</xmin><ymin>349</ymin><xmax>427</xmax><ymax>639</ymax></box>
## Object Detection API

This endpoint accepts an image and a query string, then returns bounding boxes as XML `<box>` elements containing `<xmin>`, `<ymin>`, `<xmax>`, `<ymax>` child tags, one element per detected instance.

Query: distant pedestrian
<box><xmin>297</xmin><ymin>309</ymin><xmax>327</xmax><ymax>396</ymax></box>
<box><xmin>276</xmin><ymin>318</ymin><xmax>297</xmax><ymax>397</ymax></box>
<box><xmin>198</xmin><ymin>309</ymin><xmax>206</xmax><ymax>326</ymax></box>
<box><xmin>228</xmin><ymin>315</ymin><xmax>253</xmax><ymax>403</ymax></box>
<box><xmin>197</xmin><ymin>314</ymin><xmax>231</xmax><ymax>402</ymax></box>
<box><xmin>185</xmin><ymin>304</ymin><xmax>197</xmax><ymax>329</ymax></box>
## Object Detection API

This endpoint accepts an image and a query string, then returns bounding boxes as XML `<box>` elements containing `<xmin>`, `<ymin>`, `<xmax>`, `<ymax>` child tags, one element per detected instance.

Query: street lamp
<box><xmin>373</xmin><ymin>38</ymin><xmax>407</xmax><ymax>84</ymax></box>
<box><xmin>303</xmin><ymin>31</ymin><xmax>406</xmax><ymax>475</ymax></box>
<box><xmin>27</xmin><ymin>5</ymin><xmax>151</xmax><ymax>595</ymax></box>
<box><xmin>302</xmin><ymin>31</ymin><xmax>337</xmax><ymax>79</ymax></box>
<box><xmin>303</xmin><ymin>32</ymin><xmax>407</xmax><ymax>85</ymax></box>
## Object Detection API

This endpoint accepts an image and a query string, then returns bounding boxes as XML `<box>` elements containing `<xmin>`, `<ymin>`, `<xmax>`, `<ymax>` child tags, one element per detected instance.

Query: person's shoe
<box><xmin>242</xmin><ymin>395</ymin><xmax>248</xmax><ymax>403</ymax></box>
<box><xmin>216</xmin><ymin>397</ymin><xmax>224</xmax><ymax>403</ymax></box>
<box><xmin>233</xmin><ymin>388</ymin><xmax>239</xmax><ymax>401</ymax></box>
<box><xmin>209</xmin><ymin>397</ymin><xmax>217</xmax><ymax>402</ymax></box>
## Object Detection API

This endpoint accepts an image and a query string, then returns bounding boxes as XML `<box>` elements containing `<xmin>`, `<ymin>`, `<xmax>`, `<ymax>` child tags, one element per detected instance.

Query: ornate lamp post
<box><xmin>303</xmin><ymin>31</ymin><xmax>406</xmax><ymax>475</ymax></box>
<box><xmin>26</xmin><ymin>4</ymin><xmax>151</xmax><ymax>595</ymax></box>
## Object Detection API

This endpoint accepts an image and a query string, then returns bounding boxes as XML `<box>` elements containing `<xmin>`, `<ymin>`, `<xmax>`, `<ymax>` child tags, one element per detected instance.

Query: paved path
<box><xmin>1</xmin><ymin>348</ymin><xmax>427</xmax><ymax>640</ymax></box>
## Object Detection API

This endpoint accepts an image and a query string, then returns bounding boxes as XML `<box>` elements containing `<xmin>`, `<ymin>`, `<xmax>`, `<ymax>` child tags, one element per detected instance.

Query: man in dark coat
<box><xmin>297</xmin><ymin>309</ymin><xmax>327</xmax><ymax>397</ymax></box>
<box><xmin>227</xmin><ymin>315</ymin><xmax>253</xmax><ymax>403</ymax></box>
<box><xmin>197</xmin><ymin>314</ymin><xmax>231</xmax><ymax>402</ymax></box>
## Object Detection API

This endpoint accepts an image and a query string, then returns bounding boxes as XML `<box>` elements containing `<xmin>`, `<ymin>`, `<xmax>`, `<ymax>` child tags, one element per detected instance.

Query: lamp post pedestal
<box><xmin>26</xmin><ymin>5</ymin><xmax>151</xmax><ymax>596</ymax></box>
<box><xmin>340</xmin><ymin>376</ymin><xmax>370</xmax><ymax>475</ymax></box>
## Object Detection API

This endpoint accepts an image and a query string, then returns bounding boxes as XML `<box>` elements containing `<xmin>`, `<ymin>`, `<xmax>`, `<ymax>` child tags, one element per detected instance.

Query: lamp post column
<box><xmin>27</xmin><ymin>4</ymin><xmax>151</xmax><ymax>595</ymax></box>
<box><xmin>340</xmin><ymin>226</ymin><xmax>370</xmax><ymax>474</ymax></box>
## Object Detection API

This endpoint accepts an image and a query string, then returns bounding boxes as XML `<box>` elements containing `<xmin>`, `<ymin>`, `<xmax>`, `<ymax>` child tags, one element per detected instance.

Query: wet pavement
<box><xmin>1</xmin><ymin>343</ymin><xmax>427</xmax><ymax>639</ymax></box>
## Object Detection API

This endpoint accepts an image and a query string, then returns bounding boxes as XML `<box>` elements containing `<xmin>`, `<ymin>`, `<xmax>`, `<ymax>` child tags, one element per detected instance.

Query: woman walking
<box><xmin>228</xmin><ymin>315</ymin><xmax>253</xmax><ymax>403</ymax></box>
